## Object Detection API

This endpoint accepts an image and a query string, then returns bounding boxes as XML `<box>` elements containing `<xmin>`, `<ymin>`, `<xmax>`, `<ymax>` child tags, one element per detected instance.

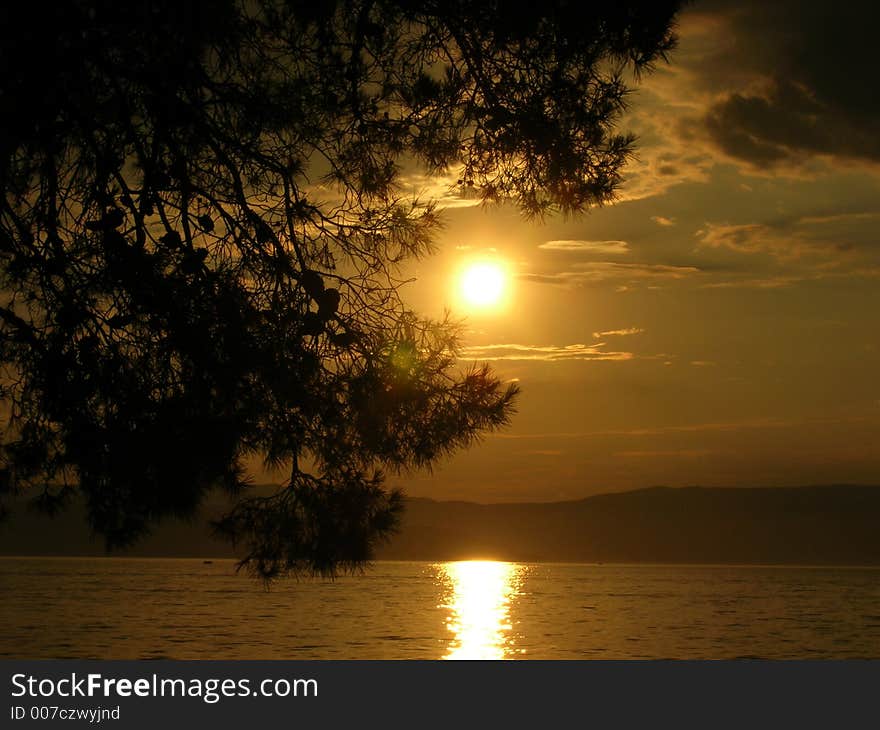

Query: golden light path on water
<box><xmin>438</xmin><ymin>561</ymin><xmax>525</xmax><ymax>659</ymax></box>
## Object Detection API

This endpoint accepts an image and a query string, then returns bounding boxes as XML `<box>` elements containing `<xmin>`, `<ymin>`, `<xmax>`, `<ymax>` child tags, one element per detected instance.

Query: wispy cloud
<box><xmin>696</xmin><ymin>222</ymin><xmax>797</xmax><ymax>257</ymax></box>
<box><xmin>651</xmin><ymin>216</ymin><xmax>677</xmax><ymax>227</ymax></box>
<box><xmin>593</xmin><ymin>327</ymin><xmax>645</xmax><ymax>338</ymax></box>
<box><xmin>398</xmin><ymin>170</ymin><xmax>483</xmax><ymax>210</ymax></box>
<box><xmin>490</xmin><ymin>415</ymin><xmax>872</xmax><ymax>440</ymax></box>
<box><xmin>459</xmin><ymin>343</ymin><xmax>634</xmax><ymax>362</ymax></box>
<box><xmin>701</xmin><ymin>267</ymin><xmax>880</xmax><ymax>289</ymax></box>
<box><xmin>614</xmin><ymin>449</ymin><xmax>720</xmax><ymax>458</ymax></box>
<box><xmin>520</xmin><ymin>261</ymin><xmax>700</xmax><ymax>286</ymax></box>
<box><xmin>538</xmin><ymin>239</ymin><xmax>630</xmax><ymax>255</ymax></box>
<box><xmin>696</xmin><ymin>213</ymin><xmax>880</xmax><ymax>263</ymax></box>
<box><xmin>697</xmin><ymin>222</ymin><xmax>774</xmax><ymax>254</ymax></box>
<box><xmin>693</xmin><ymin>210</ymin><xmax>880</xmax><ymax>287</ymax></box>
<box><xmin>701</xmin><ymin>276</ymin><xmax>802</xmax><ymax>289</ymax></box>
<box><xmin>798</xmin><ymin>212</ymin><xmax>880</xmax><ymax>225</ymax></box>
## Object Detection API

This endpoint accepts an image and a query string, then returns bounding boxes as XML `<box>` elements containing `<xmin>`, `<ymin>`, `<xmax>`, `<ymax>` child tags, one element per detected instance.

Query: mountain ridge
<box><xmin>1</xmin><ymin>484</ymin><xmax>879</xmax><ymax>564</ymax></box>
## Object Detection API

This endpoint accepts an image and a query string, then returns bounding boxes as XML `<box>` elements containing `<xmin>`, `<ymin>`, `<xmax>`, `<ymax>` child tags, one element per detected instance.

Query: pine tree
<box><xmin>0</xmin><ymin>0</ymin><xmax>680</xmax><ymax>577</ymax></box>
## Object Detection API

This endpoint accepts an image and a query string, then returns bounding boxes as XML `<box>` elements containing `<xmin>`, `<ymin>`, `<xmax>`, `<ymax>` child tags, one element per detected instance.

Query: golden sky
<box><xmin>395</xmin><ymin>0</ymin><xmax>880</xmax><ymax>501</ymax></box>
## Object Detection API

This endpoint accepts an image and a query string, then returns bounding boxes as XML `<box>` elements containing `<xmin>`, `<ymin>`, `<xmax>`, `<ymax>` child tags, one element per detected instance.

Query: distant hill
<box><xmin>378</xmin><ymin>485</ymin><xmax>880</xmax><ymax>565</ymax></box>
<box><xmin>2</xmin><ymin>485</ymin><xmax>880</xmax><ymax>565</ymax></box>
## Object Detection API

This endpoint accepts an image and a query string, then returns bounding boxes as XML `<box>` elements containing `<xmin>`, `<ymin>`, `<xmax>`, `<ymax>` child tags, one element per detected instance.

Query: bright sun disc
<box><xmin>460</xmin><ymin>262</ymin><xmax>506</xmax><ymax>308</ymax></box>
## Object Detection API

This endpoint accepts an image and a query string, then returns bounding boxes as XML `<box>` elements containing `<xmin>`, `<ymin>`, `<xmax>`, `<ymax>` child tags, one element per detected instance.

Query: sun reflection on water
<box><xmin>439</xmin><ymin>561</ymin><xmax>524</xmax><ymax>660</ymax></box>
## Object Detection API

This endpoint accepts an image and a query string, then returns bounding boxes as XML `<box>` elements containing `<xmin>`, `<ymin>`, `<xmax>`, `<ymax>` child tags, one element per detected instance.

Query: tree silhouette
<box><xmin>0</xmin><ymin>0</ymin><xmax>680</xmax><ymax>577</ymax></box>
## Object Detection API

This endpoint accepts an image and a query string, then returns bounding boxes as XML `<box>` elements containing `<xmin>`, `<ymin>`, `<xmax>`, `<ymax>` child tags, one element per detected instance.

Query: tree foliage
<box><xmin>0</xmin><ymin>0</ymin><xmax>680</xmax><ymax>577</ymax></box>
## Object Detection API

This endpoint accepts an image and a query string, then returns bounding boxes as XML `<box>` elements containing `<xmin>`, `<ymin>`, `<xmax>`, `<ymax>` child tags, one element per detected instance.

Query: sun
<box><xmin>459</xmin><ymin>261</ymin><xmax>508</xmax><ymax>309</ymax></box>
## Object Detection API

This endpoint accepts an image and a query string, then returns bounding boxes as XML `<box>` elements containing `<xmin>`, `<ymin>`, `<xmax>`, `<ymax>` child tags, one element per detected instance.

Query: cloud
<box><xmin>606</xmin><ymin>0</ymin><xmax>880</xmax><ymax>200</ymax></box>
<box><xmin>616</xmin><ymin>111</ymin><xmax>715</xmax><ymax>200</ymax></box>
<box><xmin>397</xmin><ymin>169</ymin><xmax>483</xmax><ymax>210</ymax></box>
<box><xmin>696</xmin><ymin>212</ymin><xmax>880</xmax><ymax>264</ymax></box>
<box><xmin>614</xmin><ymin>449</ymin><xmax>720</xmax><ymax>458</ymax></box>
<box><xmin>704</xmin><ymin>82</ymin><xmax>880</xmax><ymax>170</ymax></box>
<box><xmin>688</xmin><ymin>1</ymin><xmax>880</xmax><ymax>170</ymax></box>
<box><xmin>799</xmin><ymin>212</ymin><xmax>880</xmax><ymax>225</ymax></box>
<box><xmin>696</xmin><ymin>223</ymin><xmax>778</xmax><ymax>255</ymax></box>
<box><xmin>538</xmin><ymin>240</ymin><xmax>630</xmax><ymax>255</ymax></box>
<box><xmin>520</xmin><ymin>262</ymin><xmax>700</xmax><ymax>286</ymax></box>
<box><xmin>700</xmin><ymin>276</ymin><xmax>803</xmax><ymax>290</ymax></box>
<box><xmin>651</xmin><ymin>216</ymin><xmax>677</xmax><ymax>227</ymax></box>
<box><xmin>490</xmin><ymin>415</ymin><xmax>871</xmax><ymax>440</ymax></box>
<box><xmin>593</xmin><ymin>327</ymin><xmax>645</xmax><ymax>338</ymax></box>
<box><xmin>459</xmin><ymin>343</ymin><xmax>634</xmax><ymax>362</ymax></box>
<box><xmin>701</xmin><ymin>268</ymin><xmax>880</xmax><ymax>289</ymax></box>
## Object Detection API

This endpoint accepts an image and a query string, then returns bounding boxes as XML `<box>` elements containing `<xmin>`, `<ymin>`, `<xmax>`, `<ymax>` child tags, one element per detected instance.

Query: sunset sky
<box><xmin>393</xmin><ymin>0</ymin><xmax>880</xmax><ymax>502</ymax></box>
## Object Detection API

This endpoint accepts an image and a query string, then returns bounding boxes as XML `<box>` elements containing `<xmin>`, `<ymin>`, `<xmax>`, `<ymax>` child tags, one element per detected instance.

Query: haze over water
<box><xmin>2</xmin><ymin>558</ymin><xmax>879</xmax><ymax>660</ymax></box>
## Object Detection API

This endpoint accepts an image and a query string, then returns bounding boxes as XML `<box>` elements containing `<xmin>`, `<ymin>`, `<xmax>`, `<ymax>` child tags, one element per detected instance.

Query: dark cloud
<box><xmin>705</xmin><ymin>81</ymin><xmax>880</xmax><ymax>166</ymax></box>
<box><xmin>694</xmin><ymin>0</ymin><xmax>880</xmax><ymax>167</ymax></box>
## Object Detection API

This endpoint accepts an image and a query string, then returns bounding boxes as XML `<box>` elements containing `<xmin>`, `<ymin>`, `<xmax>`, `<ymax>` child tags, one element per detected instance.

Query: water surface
<box><xmin>2</xmin><ymin>558</ymin><xmax>878</xmax><ymax>659</ymax></box>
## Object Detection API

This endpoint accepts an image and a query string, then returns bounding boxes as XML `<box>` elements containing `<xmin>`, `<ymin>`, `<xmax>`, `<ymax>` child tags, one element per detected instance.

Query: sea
<box><xmin>2</xmin><ymin>557</ymin><xmax>879</xmax><ymax>659</ymax></box>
